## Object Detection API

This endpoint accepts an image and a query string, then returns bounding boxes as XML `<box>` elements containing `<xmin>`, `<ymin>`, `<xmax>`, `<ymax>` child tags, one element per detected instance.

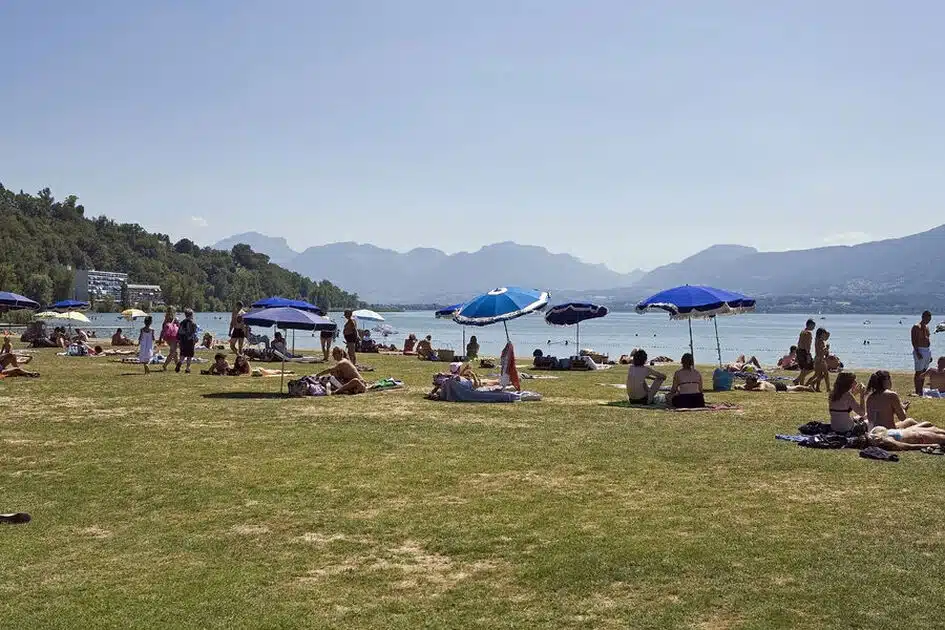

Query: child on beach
<box><xmin>138</xmin><ymin>316</ymin><xmax>155</xmax><ymax>374</ymax></box>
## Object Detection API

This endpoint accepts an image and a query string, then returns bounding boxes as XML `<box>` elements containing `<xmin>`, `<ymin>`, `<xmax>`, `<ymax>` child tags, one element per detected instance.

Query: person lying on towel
<box><xmin>735</xmin><ymin>375</ymin><xmax>814</xmax><ymax>393</ymax></box>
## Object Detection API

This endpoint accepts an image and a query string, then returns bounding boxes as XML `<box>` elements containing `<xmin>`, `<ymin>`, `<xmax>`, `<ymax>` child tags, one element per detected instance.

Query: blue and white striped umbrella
<box><xmin>454</xmin><ymin>287</ymin><xmax>549</xmax><ymax>340</ymax></box>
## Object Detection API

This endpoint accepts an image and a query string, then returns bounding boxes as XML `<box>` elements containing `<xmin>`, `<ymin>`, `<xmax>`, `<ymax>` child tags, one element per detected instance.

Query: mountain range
<box><xmin>213</xmin><ymin>233</ymin><xmax>644</xmax><ymax>304</ymax></box>
<box><xmin>214</xmin><ymin>225</ymin><xmax>945</xmax><ymax>306</ymax></box>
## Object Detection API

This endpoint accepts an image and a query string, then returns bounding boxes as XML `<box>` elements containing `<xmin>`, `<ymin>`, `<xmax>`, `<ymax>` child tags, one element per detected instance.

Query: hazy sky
<box><xmin>3</xmin><ymin>1</ymin><xmax>944</xmax><ymax>272</ymax></box>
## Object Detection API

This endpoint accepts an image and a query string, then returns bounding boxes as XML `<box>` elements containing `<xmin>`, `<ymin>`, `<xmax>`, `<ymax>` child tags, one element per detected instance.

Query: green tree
<box><xmin>24</xmin><ymin>273</ymin><xmax>53</xmax><ymax>305</ymax></box>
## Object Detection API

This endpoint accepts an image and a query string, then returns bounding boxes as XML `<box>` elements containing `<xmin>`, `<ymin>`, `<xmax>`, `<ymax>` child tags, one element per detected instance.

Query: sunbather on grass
<box><xmin>735</xmin><ymin>375</ymin><xmax>814</xmax><ymax>393</ymax></box>
<box><xmin>203</xmin><ymin>353</ymin><xmax>230</xmax><ymax>376</ymax></box>
<box><xmin>1</xmin><ymin>366</ymin><xmax>39</xmax><ymax>378</ymax></box>
<box><xmin>315</xmin><ymin>347</ymin><xmax>367</xmax><ymax>395</ymax></box>
<box><xmin>850</xmin><ymin>425</ymin><xmax>945</xmax><ymax>450</ymax></box>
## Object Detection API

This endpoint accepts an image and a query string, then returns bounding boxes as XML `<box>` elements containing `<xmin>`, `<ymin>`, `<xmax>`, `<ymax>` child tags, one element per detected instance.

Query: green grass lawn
<box><xmin>3</xmin><ymin>345</ymin><xmax>945</xmax><ymax>629</ymax></box>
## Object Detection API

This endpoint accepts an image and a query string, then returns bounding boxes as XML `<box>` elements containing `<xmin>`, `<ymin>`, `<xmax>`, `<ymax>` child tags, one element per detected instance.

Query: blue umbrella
<box><xmin>635</xmin><ymin>285</ymin><xmax>755</xmax><ymax>365</ymax></box>
<box><xmin>544</xmin><ymin>302</ymin><xmax>609</xmax><ymax>349</ymax></box>
<box><xmin>51</xmin><ymin>299</ymin><xmax>90</xmax><ymax>311</ymax></box>
<box><xmin>243</xmin><ymin>307</ymin><xmax>335</xmax><ymax>331</ymax></box>
<box><xmin>434</xmin><ymin>304</ymin><xmax>463</xmax><ymax>319</ymax></box>
<box><xmin>434</xmin><ymin>303</ymin><xmax>467</xmax><ymax>350</ymax></box>
<box><xmin>243</xmin><ymin>307</ymin><xmax>337</xmax><ymax>393</ymax></box>
<box><xmin>454</xmin><ymin>287</ymin><xmax>550</xmax><ymax>340</ymax></box>
<box><xmin>0</xmin><ymin>291</ymin><xmax>40</xmax><ymax>312</ymax></box>
<box><xmin>251</xmin><ymin>296</ymin><xmax>322</xmax><ymax>314</ymax></box>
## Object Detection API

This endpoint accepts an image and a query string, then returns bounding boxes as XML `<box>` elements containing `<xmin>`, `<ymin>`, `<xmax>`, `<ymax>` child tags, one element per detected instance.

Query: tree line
<box><xmin>0</xmin><ymin>184</ymin><xmax>363</xmax><ymax>312</ymax></box>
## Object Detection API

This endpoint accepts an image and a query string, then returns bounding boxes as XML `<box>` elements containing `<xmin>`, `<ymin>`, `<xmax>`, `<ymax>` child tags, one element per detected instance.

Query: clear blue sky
<box><xmin>2</xmin><ymin>0</ymin><xmax>944</xmax><ymax>272</ymax></box>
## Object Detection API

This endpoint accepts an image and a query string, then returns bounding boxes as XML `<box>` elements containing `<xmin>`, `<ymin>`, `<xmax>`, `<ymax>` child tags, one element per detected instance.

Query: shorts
<box><xmin>179</xmin><ymin>339</ymin><xmax>196</xmax><ymax>359</ymax></box>
<box><xmin>796</xmin><ymin>348</ymin><xmax>814</xmax><ymax>371</ymax></box>
<box><xmin>915</xmin><ymin>347</ymin><xmax>932</xmax><ymax>372</ymax></box>
<box><xmin>671</xmin><ymin>392</ymin><xmax>705</xmax><ymax>409</ymax></box>
<box><xmin>344</xmin><ymin>333</ymin><xmax>358</xmax><ymax>345</ymax></box>
<box><xmin>774</xmin><ymin>382</ymin><xmax>787</xmax><ymax>392</ymax></box>
<box><xmin>231</xmin><ymin>329</ymin><xmax>246</xmax><ymax>340</ymax></box>
<box><xmin>321</xmin><ymin>330</ymin><xmax>335</xmax><ymax>339</ymax></box>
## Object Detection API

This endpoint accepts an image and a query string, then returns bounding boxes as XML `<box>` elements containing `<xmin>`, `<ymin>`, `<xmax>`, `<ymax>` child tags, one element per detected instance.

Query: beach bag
<box><xmin>712</xmin><ymin>368</ymin><xmax>733</xmax><ymax>392</ymax></box>
<box><xmin>67</xmin><ymin>343</ymin><xmax>88</xmax><ymax>356</ymax></box>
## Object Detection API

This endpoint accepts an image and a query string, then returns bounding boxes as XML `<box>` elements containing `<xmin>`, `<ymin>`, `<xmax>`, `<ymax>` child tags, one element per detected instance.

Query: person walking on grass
<box><xmin>794</xmin><ymin>319</ymin><xmax>816</xmax><ymax>386</ymax></box>
<box><xmin>138</xmin><ymin>316</ymin><xmax>155</xmax><ymax>375</ymax></box>
<box><xmin>806</xmin><ymin>327</ymin><xmax>831</xmax><ymax>392</ymax></box>
<box><xmin>229</xmin><ymin>301</ymin><xmax>246</xmax><ymax>355</ymax></box>
<box><xmin>912</xmin><ymin>310</ymin><xmax>933</xmax><ymax>395</ymax></box>
<box><xmin>160</xmin><ymin>308</ymin><xmax>179</xmax><ymax>372</ymax></box>
<box><xmin>176</xmin><ymin>308</ymin><xmax>198</xmax><ymax>373</ymax></box>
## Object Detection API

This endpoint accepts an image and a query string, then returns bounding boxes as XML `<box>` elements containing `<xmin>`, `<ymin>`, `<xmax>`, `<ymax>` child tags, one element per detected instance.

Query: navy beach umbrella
<box><xmin>544</xmin><ymin>302</ymin><xmax>609</xmax><ymax>349</ymax></box>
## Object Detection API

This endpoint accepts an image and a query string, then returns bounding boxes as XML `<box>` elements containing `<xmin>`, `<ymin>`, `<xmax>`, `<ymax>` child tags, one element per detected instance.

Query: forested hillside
<box><xmin>0</xmin><ymin>184</ymin><xmax>362</xmax><ymax>311</ymax></box>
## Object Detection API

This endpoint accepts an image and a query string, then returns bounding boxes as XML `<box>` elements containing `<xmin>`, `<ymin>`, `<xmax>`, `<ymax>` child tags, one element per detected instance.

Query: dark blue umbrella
<box><xmin>251</xmin><ymin>296</ymin><xmax>322</xmax><ymax>314</ymax></box>
<box><xmin>635</xmin><ymin>285</ymin><xmax>755</xmax><ymax>365</ymax></box>
<box><xmin>434</xmin><ymin>303</ymin><xmax>463</xmax><ymax>319</ymax></box>
<box><xmin>51</xmin><ymin>299</ymin><xmax>90</xmax><ymax>311</ymax></box>
<box><xmin>434</xmin><ymin>303</ymin><xmax>468</xmax><ymax>350</ymax></box>
<box><xmin>243</xmin><ymin>307</ymin><xmax>336</xmax><ymax>393</ymax></box>
<box><xmin>0</xmin><ymin>291</ymin><xmax>40</xmax><ymax>312</ymax></box>
<box><xmin>454</xmin><ymin>287</ymin><xmax>550</xmax><ymax>340</ymax></box>
<box><xmin>243</xmin><ymin>307</ymin><xmax>335</xmax><ymax>331</ymax></box>
<box><xmin>544</xmin><ymin>302</ymin><xmax>609</xmax><ymax>349</ymax></box>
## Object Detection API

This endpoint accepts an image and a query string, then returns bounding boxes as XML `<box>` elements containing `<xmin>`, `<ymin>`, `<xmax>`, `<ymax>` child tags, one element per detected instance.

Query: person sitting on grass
<box><xmin>668</xmin><ymin>353</ymin><xmax>705</xmax><ymax>408</ymax></box>
<box><xmin>416</xmin><ymin>335</ymin><xmax>435</xmax><ymax>360</ymax></box>
<box><xmin>778</xmin><ymin>346</ymin><xmax>798</xmax><ymax>370</ymax></box>
<box><xmin>403</xmin><ymin>333</ymin><xmax>418</xmax><ymax>354</ymax></box>
<box><xmin>315</xmin><ymin>347</ymin><xmax>367</xmax><ymax>395</ymax></box>
<box><xmin>466</xmin><ymin>335</ymin><xmax>480</xmax><ymax>360</ymax></box>
<box><xmin>204</xmin><ymin>353</ymin><xmax>230</xmax><ymax>376</ymax></box>
<box><xmin>921</xmin><ymin>356</ymin><xmax>945</xmax><ymax>393</ymax></box>
<box><xmin>829</xmin><ymin>372</ymin><xmax>866</xmax><ymax>434</ymax></box>
<box><xmin>1</xmin><ymin>338</ymin><xmax>32</xmax><ymax>370</ymax></box>
<box><xmin>735</xmin><ymin>375</ymin><xmax>814</xmax><ymax>393</ymax></box>
<box><xmin>270</xmin><ymin>332</ymin><xmax>296</xmax><ymax>358</ymax></box>
<box><xmin>864</xmin><ymin>370</ymin><xmax>929</xmax><ymax>430</ymax></box>
<box><xmin>0</xmin><ymin>366</ymin><xmax>40</xmax><ymax>378</ymax></box>
<box><xmin>626</xmin><ymin>349</ymin><xmax>666</xmax><ymax>405</ymax></box>
<box><xmin>111</xmin><ymin>328</ymin><xmax>134</xmax><ymax>346</ymax></box>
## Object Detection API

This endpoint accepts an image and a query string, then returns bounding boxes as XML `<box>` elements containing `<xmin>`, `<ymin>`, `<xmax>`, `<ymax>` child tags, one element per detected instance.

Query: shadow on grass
<box><xmin>202</xmin><ymin>392</ymin><xmax>287</xmax><ymax>400</ymax></box>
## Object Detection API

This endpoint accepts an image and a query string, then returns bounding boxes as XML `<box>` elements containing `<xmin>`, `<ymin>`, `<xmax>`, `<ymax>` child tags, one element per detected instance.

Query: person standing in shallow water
<box><xmin>912</xmin><ymin>310</ymin><xmax>933</xmax><ymax>395</ymax></box>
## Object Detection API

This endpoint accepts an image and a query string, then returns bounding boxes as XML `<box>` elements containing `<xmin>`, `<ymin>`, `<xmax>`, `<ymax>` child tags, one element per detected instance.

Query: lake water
<box><xmin>77</xmin><ymin>311</ymin><xmax>940</xmax><ymax>371</ymax></box>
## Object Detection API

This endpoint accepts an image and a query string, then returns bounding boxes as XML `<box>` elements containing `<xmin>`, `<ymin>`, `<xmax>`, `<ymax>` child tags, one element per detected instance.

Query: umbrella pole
<box><xmin>576</xmin><ymin>322</ymin><xmax>580</xmax><ymax>350</ymax></box>
<box><xmin>688</xmin><ymin>318</ymin><xmax>694</xmax><ymax>361</ymax></box>
<box><xmin>281</xmin><ymin>327</ymin><xmax>286</xmax><ymax>395</ymax></box>
<box><xmin>503</xmin><ymin>321</ymin><xmax>509</xmax><ymax>342</ymax></box>
<box><xmin>292</xmin><ymin>329</ymin><xmax>296</xmax><ymax>356</ymax></box>
<box><xmin>714</xmin><ymin>317</ymin><xmax>722</xmax><ymax>368</ymax></box>
<box><xmin>463</xmin><ymin>327</ymin><xmax>466</xmax><ymax>355</ymax></box>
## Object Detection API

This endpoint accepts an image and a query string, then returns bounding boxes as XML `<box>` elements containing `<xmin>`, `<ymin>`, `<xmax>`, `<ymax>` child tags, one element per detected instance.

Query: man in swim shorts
<box><xmin>794</xmin><ymin>319</ymin><xmax>816</xmax><ymax>385</ymax></box>
<box><xmin>912</xmin><ymin>310</ymin><xmax>933</xmax><ymax>395</ymax></box>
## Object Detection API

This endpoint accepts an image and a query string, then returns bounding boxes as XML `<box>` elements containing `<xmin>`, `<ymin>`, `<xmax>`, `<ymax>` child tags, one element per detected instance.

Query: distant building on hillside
<box><xmin>74</xmin><ymin>269</ymin><xmax>128</xmax><ymax>302</ymax></box>
<box><xmin>124</xmin><ymin>283</ymin><xmax>164</xmax><ymax>306</ymax></box>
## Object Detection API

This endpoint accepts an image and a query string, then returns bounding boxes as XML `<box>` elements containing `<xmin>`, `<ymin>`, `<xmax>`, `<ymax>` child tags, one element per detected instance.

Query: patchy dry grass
<box><xmin>3</xmin><ymin>345</ymin><xmax>945</xmax><ymax>628</ymax></box>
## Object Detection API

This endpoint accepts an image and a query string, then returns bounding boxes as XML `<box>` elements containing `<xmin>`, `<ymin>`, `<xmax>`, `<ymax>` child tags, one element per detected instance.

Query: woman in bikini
<box><xmin>806</xmin><ymin>328</ymin><xmax>831</xmax><ymax>392</ymax></box>
<box><xmin>668</xmin><ymin>352</ymin><xmax>704</xmax><ymax>408</ymax></box>
<box><xmin>828</xmin><ymin>372</ymin><xmax>866</xmax><ymax>433</ymax></box>
<box><xmin>864</xmin><ymin>370</ymin><xmax>930</xmax><ymax>430</ymax></box>
<box><xmin>342</xmin><ymin>310</ymin><xmax>360</xmax><ymax>366</ymax></box>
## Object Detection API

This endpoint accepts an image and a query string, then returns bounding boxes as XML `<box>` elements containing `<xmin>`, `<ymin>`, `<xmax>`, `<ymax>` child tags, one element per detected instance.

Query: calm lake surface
<box><xmin>79</xmin><ymin>311</ymin><xmax>941</xmax><ymax>371</ymax></box>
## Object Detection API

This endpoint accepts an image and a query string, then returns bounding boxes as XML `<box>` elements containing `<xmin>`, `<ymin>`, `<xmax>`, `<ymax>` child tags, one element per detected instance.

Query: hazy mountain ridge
<box><xmin>212</xmin><ymin>234</ymin><xmax>644</xmax><ymax>303</ymax></box>
<box><xmin>214</xmin><ymin>225</ymin><xmax>945</xmax><ymax>306</ymax></box>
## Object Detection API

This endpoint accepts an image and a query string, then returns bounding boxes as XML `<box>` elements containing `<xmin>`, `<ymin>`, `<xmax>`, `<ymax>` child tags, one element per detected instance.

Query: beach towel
<box><xmin>500</xmin><ymin>342</ymin><xmax>520</xmax><ymax>391</ymax></box>
<box><xmin>434</xmin><ymin>378</ymin><xmax>539</xmax><ymax>403</ymax></box>
<box><xmin>368</xmin><ymin>377</ymin><xmax>404</xmax><ymax>391</ymax></box>
<box><xmin>922</xmin><ymin>389</ymin><xmax>945</xmax><ymax>398</ymax></box>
